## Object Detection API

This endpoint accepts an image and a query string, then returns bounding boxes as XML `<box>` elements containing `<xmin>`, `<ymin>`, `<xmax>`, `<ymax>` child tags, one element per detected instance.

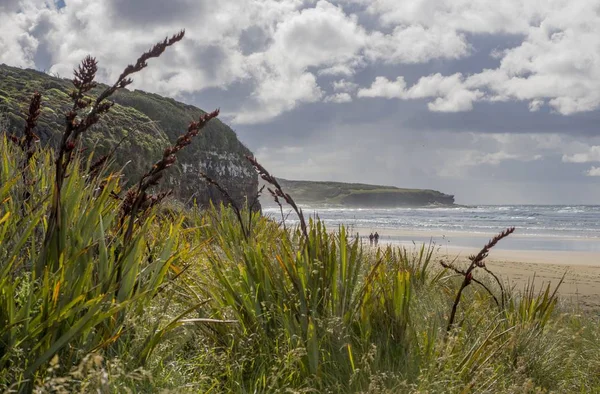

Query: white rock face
<box><xmin>173</xmin><ymin>149</ymin><xmax>259</xmax><ymax>209</ymax></box>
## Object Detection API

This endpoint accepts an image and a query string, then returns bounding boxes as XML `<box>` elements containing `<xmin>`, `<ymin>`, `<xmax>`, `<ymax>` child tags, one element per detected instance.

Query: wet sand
<box><xmin>355</xmin><ymin>227</ymin><xmax>600</xmax><ymax>311</ymax></box>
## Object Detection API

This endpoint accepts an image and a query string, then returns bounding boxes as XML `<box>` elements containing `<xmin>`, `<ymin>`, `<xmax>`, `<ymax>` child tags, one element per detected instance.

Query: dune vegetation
<box><xmin>1</xmin><ymin>31</ymin><xmax>600</xmax><ymax>394</ymax></box>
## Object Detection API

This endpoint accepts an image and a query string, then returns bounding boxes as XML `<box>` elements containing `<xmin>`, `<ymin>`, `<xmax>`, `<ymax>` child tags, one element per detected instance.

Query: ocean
<box><xmin>263</xmin><ymin>205</ymin><xmax>600</xmax><ymax>252</ymax></box>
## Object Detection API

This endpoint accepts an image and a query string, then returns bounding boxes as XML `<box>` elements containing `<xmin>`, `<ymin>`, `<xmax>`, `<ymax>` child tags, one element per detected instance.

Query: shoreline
<box><xmin>352</xmin><ymin>226</ymin><xmax>600</xmax><ymax>254</ymax></box>
<box><xmin>349</xmin><ymin>226</ymin><xmax>600</xmax><ymax>241</ymax></box>
<box><xmin>352</xmin><ymin>227</ymin><xmax>600</xmax><ymax>311</ymax></box>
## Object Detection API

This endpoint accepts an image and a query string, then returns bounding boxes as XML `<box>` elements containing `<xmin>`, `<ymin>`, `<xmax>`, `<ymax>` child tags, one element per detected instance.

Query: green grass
<box><xmin>1</xmin><ymin>135</ymin><xmax>600</xmax><ymax>393</ymax></box>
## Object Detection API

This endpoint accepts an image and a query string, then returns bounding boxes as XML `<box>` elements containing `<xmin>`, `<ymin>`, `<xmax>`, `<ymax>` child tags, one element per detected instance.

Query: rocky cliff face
<box><xmin>0</xmin><ymin>64</ymin><xmax>258</xmax><ymax>209</ymax></box>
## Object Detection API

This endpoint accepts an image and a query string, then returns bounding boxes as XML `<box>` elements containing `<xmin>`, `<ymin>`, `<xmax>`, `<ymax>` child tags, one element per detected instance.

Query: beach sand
<box><xmin>354</xmin><ymin>227</ymin><xmax>600</xmax><ymax>311</ymax></box>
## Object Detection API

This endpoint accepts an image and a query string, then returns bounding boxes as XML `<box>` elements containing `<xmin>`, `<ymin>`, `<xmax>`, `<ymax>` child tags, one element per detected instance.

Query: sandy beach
<box><xmin>354</xmin><ymin>227</ymin><xmax>600</xmax><ymax>311</ymax></box>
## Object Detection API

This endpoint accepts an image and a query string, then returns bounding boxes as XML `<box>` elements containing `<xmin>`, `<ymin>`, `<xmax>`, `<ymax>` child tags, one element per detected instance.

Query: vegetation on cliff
<box><xmin>265</xmin><ymin>178</ymin><xmax>455</xmax><ymax>207</ymax></box>
<box><xmin>0</xmin><ymin>62</ymin><xmax>257</xmax><ymax>208</ymax></box>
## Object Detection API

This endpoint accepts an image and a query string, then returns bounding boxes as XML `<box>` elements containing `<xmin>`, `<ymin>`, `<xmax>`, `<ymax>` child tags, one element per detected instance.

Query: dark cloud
<box><xmin>401</xmin><ymin>102</ymin><xmax>600</xmax><ymax>136</ymax></box>
<box><xmin>192</xmin><ymin>44</ymin><xmax>228</xmax><ymax>81</ymax></box>
<box><xmin>108</xmin><ymin>0</ymin><xmax>203</xmax><ymax>26</ymax></box>
<box><xmin>0</xmin><ymin>0</ymin><xmax>20</xmax><ymax>12</ymax></box>
<box><xmin>30</xmin><ymin>13</ymin><xmax>55</xmax><ymax>72</ymax></box>
<box><xmin>239</xmin><ymin>26</ymin><xmax>272</xmax><ymax>55</ymax></box>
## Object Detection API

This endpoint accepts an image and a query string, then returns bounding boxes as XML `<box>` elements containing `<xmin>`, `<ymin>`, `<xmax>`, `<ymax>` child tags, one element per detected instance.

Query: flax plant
<box><xmin>0</xmin><ymin>31</ymin><xmax>216</xmax><ymax>393</ymax></box>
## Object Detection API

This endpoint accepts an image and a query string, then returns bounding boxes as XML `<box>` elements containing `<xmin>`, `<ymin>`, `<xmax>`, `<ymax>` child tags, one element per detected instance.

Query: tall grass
<box><xmin>0</xmin><ymin>132</ymin><xmax>193</xmax><ymax>391</ymax></box>
<box><xmin>0</xmin><ymin>31</ymin><xmax>219</xmax><ymax>393</ymax></box>
<box><xmin>3</xmin><ymin>133</ymin><xmax>600</xmax><ymax>392</ymax></box>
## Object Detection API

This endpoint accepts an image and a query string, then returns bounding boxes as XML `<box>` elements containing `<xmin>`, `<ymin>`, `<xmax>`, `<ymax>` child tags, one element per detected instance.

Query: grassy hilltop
<box><xmin>266</xmin><ymin>178</ymin><xmax>456</xmax><ymax>207</ymax></box>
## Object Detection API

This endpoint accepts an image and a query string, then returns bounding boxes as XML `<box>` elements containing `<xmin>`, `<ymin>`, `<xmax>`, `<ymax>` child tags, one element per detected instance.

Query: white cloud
<box><xmin>357</xmin><ymin>76</ymin><xmax>406</xmax><ymax>98</ymax></box>
<box><xmin>358</xmin><ymin>0</ymin><xmax>600</xmax><ymax>116</ymax></box>
<box><xmin>324</xmin><ymin>92</ymin><xmax>352</xmax><ymax>103</ymax></box>
<box><xmin>366</xmin><ymin>25</ymin><xmax>470</xmax><ymax>64</ymax></box>
<box><xmin>562</xmin><ymin>146</ymin><xmax>600</xmax><ymax>163</ymax></box>
<box><xmin>0</xmin><ymin>1</ymin><xmax>48</xmax><ymax>68</ymax></box>
<box><xmin>407</xmin><ymin>73</ymin><xmax>483</xmax><ymax>111</ymax></box>
<box><xmin>265</xmin><ymin>1</ymin><xmax>366</xmax><ymax>70</ymax></box>
<box><xmin>470</xmin><ymin>151</ymin><xmax>542</xmax><ymax>166</ymax></box>
<box><xmin>363</xmin><ymin>0</ymin><xmax>539</xmax><ymax>34</ymax></box>
<box><xmin>358</xmin><ymin>73</ymin><xmax>483</xmax><ymax>111</ymax></box>
<box><xmin>427</xmin><ymin>90</ymin><xmax>483</xmax><ymax>112</ymax></box>
<box><xmin>234</xmin><ymin>0</ymin><xmax>367</xmax><ymax>122</ymax></box>
<box><xmin>586</xmin><ymin>167</ymin><xmax>600</xmax><ymax>176</ymax></box>
<box><xmin>233</xmin><ymin>71</ymin><xmax>323</xmax><ymax>123</ymax></box>
<box><xmin>528</xmin><ymin>99</ymin><xmax>544</xmax><ymax>112</ymax></box>
<box><xmin>317</xmin><ymin>64</ymin><xmax>355</xmax><ymax>77</ymax></box>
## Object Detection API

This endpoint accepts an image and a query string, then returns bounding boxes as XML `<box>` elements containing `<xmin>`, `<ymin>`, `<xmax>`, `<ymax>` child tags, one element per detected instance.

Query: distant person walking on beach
<box><xmin>374</xmin><ymin>232</ymin><xmax>380</xmax><ymax>246</ymax></box>
<box><xmin>369</xmin><ymin>233</ymin><xmax>374</xmax><ymax>246</ymax></box>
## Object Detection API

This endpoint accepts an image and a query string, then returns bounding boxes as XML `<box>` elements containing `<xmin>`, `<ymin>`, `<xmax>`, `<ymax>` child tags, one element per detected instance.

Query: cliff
<box><xmin>0</xmin><ymin>64</ymin><xmax>258</xmax><ymax>208</ymax></box>
<box><xmin>266</xmin><ymin>179</ymin><xmax>455</xmax><ymax>207</ymax></box>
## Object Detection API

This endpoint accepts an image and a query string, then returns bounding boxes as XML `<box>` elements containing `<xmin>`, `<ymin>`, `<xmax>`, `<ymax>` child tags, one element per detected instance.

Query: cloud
<box><xmin>358</xmin><ymin>1</ymin><xmax>600</xmax><ymax>116</ymax></box>
<box><xmin>528</xmin><ymin>99</ymin><xmax>544</xmax><ymax>112</ymax></box>
<box><xmin>586</xmin><ymin>167</ymin><xmax>600</xmax><ymax>176</ymax></box>
<box><xmin>317</xmin><ymin>64</ymin><xmax>355</xmax><ymax>77</ymax></box>
<box><xmin>427</xmin><ymin>90</ymin><xmax>482</xmax><ymax>112</ymax></box>
<box><xmin>0</xmin><ymin>1</ymin><xmax>49</xmax><ymax>68</ymax></box>
<box><xmin>366</xmin><ymin>25</ymin><xmax>470</xmax><ymax>64</ymax></box>
<box><xmin>233</xmin><ymin>1</ymin><xmax>368</xmax><ymax>122</ymax></box>
<box><xmin>562</xmin><ymin>146</ymin><xmax>600</xmax><ymax>163</ymax></box>
<box><xmin>233</xmin><ymin>71</ymin><xmax>323</xmax><ymax>123</ymax></box>
<box><xmin>358</xmin><ymin>73</ymin><xmax>483</xmax><ymax>111</ymax></box>
<box><xmin>332</xmin><ymin>79</ymin><xmax>358</xmax><ymax>93</ymax></box>
<box><xmin>324</xmin><ymin>92</ymin><xmax>352</xmax><ymax>103</ymax></box>
<box><xmin>3</xmin><ymin>0</ymin><xmax>600</xmax><ymax>123</ymax></box>
<box><xmin>362</xmin><ymin>0</ymin><xmax>539</xmax><ymax>34</ymax></box>
<box><xmin>407</xmin><ymin>73</ymin><xmax>483</xmax><ymax>112</ymax></box>
<box><xmin>0</xmin><ymin>0</ymin><xmax>20</xmax><ymax>13</ymax></box>
<box><xmin>357</xmin><ymin>76</ymin><xmax>406</xmax><ymax>98</ymax></box>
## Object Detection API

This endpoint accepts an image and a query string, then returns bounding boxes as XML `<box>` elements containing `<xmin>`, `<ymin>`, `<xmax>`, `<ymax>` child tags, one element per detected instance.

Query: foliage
<box><xmin>0</xmin><ymin>32</ymin><xmax>224</xmax><ymax>393</ymax></box>
<box><xmin>0</xmin><ymin>136</ymin><xmax>191</xmax><ymax>392</ymax></box>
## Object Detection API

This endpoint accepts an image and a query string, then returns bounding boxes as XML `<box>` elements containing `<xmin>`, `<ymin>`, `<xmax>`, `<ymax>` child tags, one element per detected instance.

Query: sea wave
<box><xmin>264</xmin><ymin>204</ymin><xmax>600</xmax><ymax>238</ymax></box>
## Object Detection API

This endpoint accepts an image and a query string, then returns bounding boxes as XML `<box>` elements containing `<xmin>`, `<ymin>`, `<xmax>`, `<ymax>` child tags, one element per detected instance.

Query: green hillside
<box><xmin>264</xmin><ymin>178</ymin><xmax>455</xmax><ymax>207</ymax></box>
<box><xmin>0</xmin><ymin>64</ymin><xmax>258</xmax><ymax>207</ymax></box>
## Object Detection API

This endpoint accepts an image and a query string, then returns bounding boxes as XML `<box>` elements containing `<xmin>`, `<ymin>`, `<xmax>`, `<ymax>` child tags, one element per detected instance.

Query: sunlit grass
<box><xmin>2</xmin><ymin>135</ymin><xmax>600</xmax><ymax>392</ymax></box>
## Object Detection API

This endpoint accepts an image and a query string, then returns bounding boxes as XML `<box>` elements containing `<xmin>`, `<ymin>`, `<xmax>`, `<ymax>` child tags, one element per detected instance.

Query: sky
<box><xmin>2</xmin><ymin>0</ymin><xmax>600</xmax><ymax>204</ymax></box>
